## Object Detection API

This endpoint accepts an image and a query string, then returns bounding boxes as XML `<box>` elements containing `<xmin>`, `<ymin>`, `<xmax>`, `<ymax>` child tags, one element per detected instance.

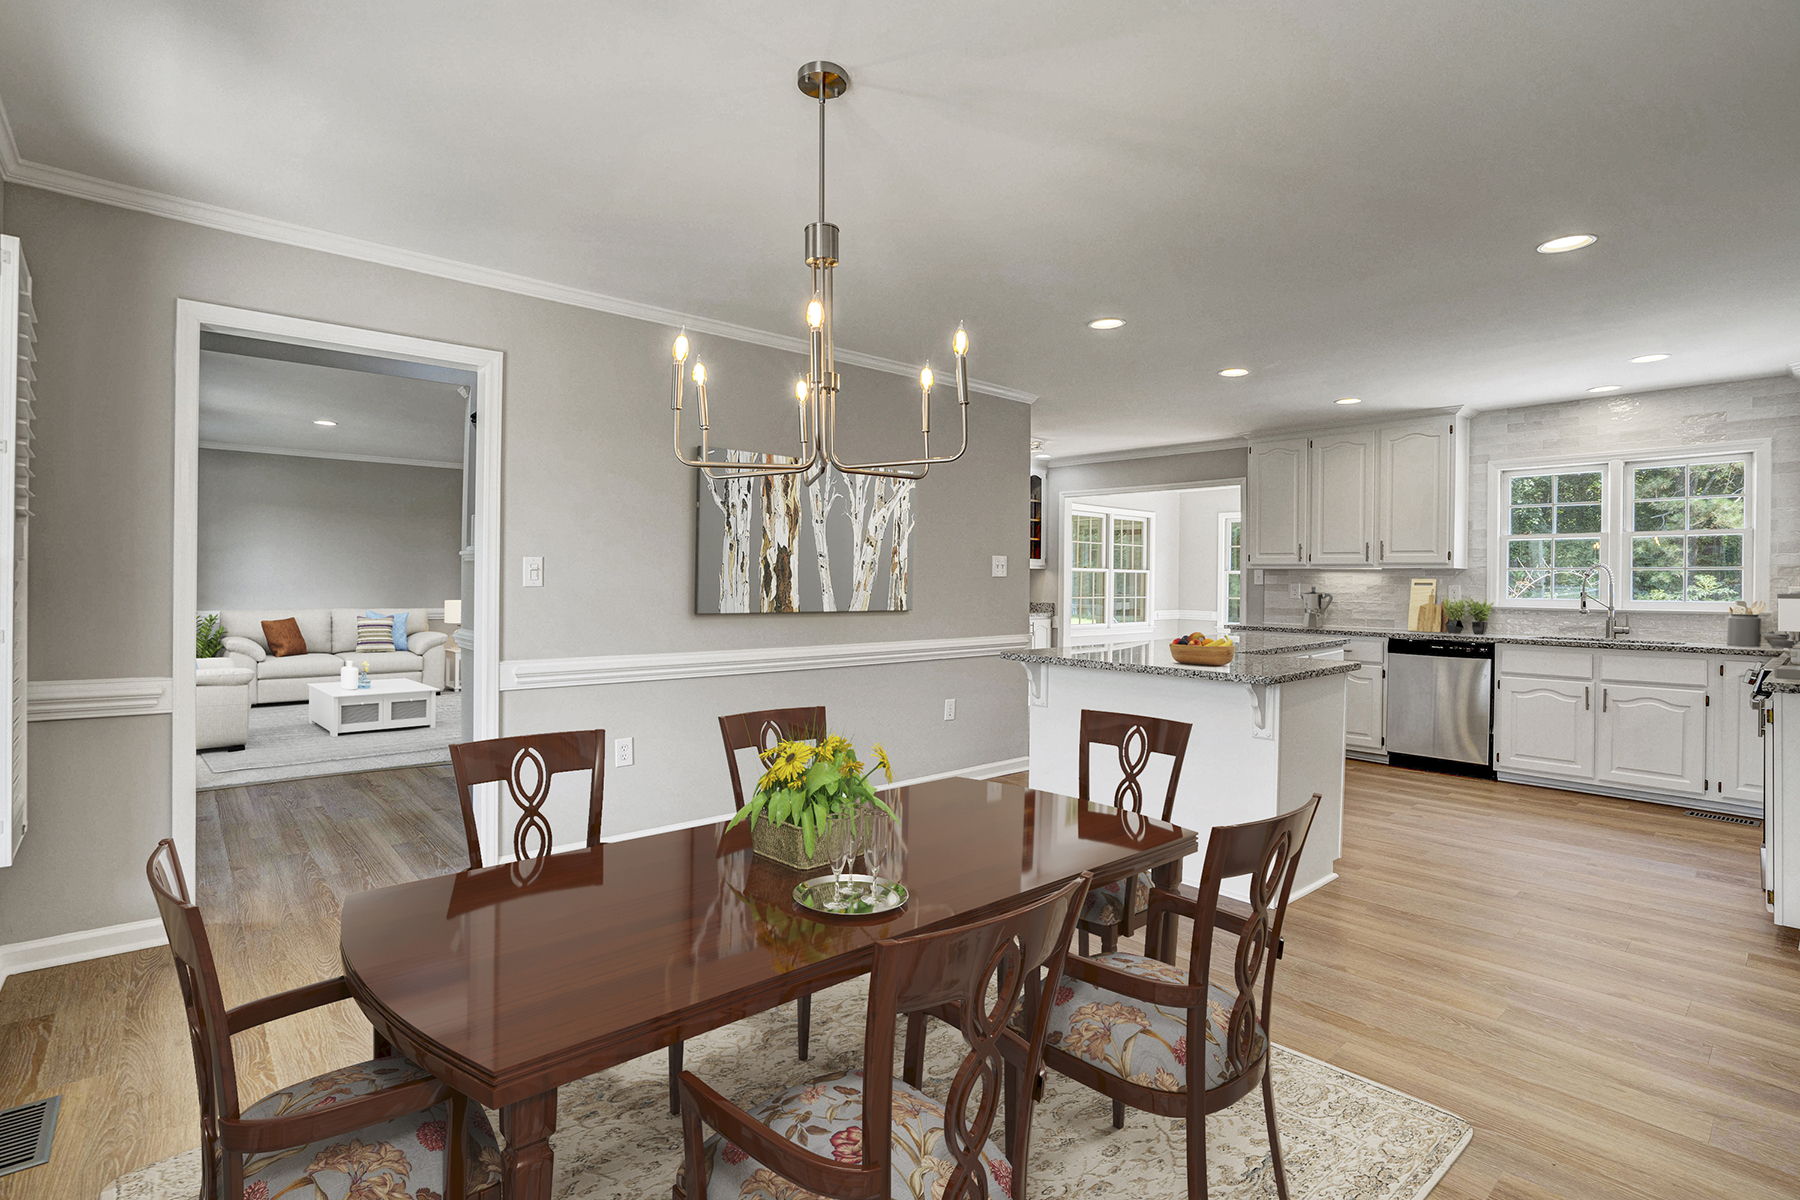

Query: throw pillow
<box><xmin>355</xmin><ymin>616</ymin><xmax>396</xmax><ymax>653</ymax></box>
<box><xmin>365</xmin><ymin>610</ymin><xmax>407</xmax><ymax>649</ymax></box>
<box><xmin>261</xmin><ymin>617</ymin><xmax>307</xmax><ymax>657</ymax></box>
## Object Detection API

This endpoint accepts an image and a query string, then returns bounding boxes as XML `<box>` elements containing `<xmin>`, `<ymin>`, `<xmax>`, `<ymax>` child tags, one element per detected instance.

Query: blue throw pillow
<box><xmin>364</xmin><ymin>610</ymin><xmax>407</xmax><ymax>650</ymax></box>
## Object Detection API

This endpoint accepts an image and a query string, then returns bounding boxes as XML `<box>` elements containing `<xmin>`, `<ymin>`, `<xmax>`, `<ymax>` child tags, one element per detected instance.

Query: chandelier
<box><xmin>669</xmin><ymin>60</ymin><xmax>971</xmax><ymax>482</ymax></box>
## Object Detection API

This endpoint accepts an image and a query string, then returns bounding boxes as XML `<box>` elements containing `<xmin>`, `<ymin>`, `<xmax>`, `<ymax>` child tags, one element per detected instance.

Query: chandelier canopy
<box><xmin>669</xmin><ymin>61</ymin><xmax>972</xmax><ymax>482</ymax></box>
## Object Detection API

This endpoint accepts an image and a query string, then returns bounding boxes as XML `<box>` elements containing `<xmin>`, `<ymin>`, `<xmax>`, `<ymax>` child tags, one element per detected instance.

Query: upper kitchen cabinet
<box><xmin>1377</xmin><ymin>416</ymin><xmax>1466</xmax><ymax>567</ymax></box>
<box><xmin>1028</xmin><ymin>469</ymin><xmax>1045</xmax><ymax>569</ymax></box>
<box><xmin>1247</xmin><ymin>412</ymin><xmax>1468</xmax><ymax>569</ymax></box>
<box><xmin>1310</xmin><ymin>430</ymin><xmax>1377</xmax><ymax>565</ymax></box>
<box><xmin>1245</xmin><ymin>437</ymin><xmax>1309</xmax><ymax>565</ymax></box>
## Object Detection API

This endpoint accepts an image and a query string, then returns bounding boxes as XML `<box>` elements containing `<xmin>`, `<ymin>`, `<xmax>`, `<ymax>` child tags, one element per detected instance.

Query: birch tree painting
<box><xmin>696</xmin><ymin>450</ymin><xmax>915</xmax><ymax>614</ymax></box>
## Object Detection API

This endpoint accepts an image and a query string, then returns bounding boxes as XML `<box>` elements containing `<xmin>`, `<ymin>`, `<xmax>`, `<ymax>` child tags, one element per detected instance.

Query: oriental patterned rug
<box><xmin>104</xmin><ymin>980</ymin><xmax>1470</xmax><ymax>1200</ymax></box>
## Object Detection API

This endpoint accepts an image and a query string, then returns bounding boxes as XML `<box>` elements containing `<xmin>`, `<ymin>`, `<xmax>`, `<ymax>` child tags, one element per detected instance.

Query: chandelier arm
<box><xmin>825</xmin><ymin>355</ymin><xmax>971</xmax><ymax>473</ymax></box>
<box><xmin>672</xmin><ymin>406</ymin><xmax>820</xmax><ymax>477</ymax></box>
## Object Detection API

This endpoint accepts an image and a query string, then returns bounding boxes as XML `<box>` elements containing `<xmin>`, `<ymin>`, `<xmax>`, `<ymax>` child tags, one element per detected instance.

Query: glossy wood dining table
<box><xmin>338</xmin><ymin>776</ymin><xmax>1197</xmax><ymax>1199</ymax></box>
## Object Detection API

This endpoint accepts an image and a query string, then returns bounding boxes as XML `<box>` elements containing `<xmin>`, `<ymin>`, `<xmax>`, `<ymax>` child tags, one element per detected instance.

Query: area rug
<box><xmin>196</xmin><ymin>691</ymin><xmax>464</xmax><ymax>790</ymax></box>
<box><xmin>103</xmin><ymin>980</ymin><xmax>1470</xmax><ymax>1200</ymax></box>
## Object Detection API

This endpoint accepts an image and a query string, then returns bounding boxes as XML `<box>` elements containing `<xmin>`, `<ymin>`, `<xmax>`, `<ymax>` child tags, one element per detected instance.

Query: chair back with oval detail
<box><xmin>718</xmin><ymin>706</ymin><xmax>827</xmax><ymax>806</ymax></box>
<box><xmin>146</xmin><ymin>839</ymin><xmax>240</xmax><ymax>1198</ymax></box>
<box><xmin>1077</xmin><ymin>708</ymin><xmax>1192</xmax><ymax>822</ymax></box>
<box><xmin>449</xmin><ymin>730</ymin><xmax>605</xmax><ymax>869</ymax></box>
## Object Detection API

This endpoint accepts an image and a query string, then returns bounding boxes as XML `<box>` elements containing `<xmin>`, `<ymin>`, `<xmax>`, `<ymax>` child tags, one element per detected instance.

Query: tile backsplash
<box><xmin>1257</xmin><ymin>374</ymin><xmax>1800</xmax><ymax>644</ymax></box>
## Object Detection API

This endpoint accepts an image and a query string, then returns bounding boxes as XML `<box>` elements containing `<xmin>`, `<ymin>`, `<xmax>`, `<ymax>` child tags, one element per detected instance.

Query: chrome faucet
<box><xmin>1578</xmin><ymin>565</ymin><xmax>1631</xmax><ymax>639</ymax></box>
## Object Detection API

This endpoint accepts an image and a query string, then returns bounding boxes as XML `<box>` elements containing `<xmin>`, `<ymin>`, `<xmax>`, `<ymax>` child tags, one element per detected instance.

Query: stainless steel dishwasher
<box><xmin>1385</xmin><ymin>639</ymin><xmax>1495</xmax><ymax>775</ymax></box>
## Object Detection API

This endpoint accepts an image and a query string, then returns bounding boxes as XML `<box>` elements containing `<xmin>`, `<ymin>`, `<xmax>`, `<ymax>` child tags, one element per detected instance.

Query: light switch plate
<box><xmin>943</xmin><ymin>698</ymin><xmax>957</xmax><ymax>720</ymax></box>
<box><xmin>991</xmin><ymin>555</ymin><xmax>1008</xmax><ymax>577</ymax></box>
<box><xmin>613</xmin><ymin>736</ymin><xmax>634</xmax><ymax>767</ymax></box>
<box><xmin>523</xmin><ymin>556</ymin><xmax>544</xmax><ymax>587</ymax></box>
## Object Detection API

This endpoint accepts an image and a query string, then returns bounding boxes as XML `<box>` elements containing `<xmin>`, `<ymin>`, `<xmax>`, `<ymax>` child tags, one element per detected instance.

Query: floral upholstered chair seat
<box><xmin>1046</xmin><ymin>952</ymin><xmax>1261</xmax><ymax>1092</ymax></box>
<box><xmin>1080</xmin><ymin>871</ymin><xmax>1155</xmax><ymax>926</ymax></box>
<box><xmin>696</xmin><ymin>1068</ymin><xmax>1015</xmax><ymax>1200</ymax></box>
<box><xmin>237</xmin><ymin>1056</ymin><xmax>501</xmax><ymax>1200</ymax></box>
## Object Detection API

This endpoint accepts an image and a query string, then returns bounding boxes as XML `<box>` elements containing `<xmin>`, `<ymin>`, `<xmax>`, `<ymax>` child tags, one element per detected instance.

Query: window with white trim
<box><xmin>1219</xmin><ymin>513</ymin><xmax>1243</xmax><ymax>625</ymax></box>
<box><xmin>1069</xmin><ymin>506</ymin><xmax>1151</xmax><ymax>630</ymax></box>
<box><xmin>1495</xmin><ymin>446</ymin><xmax>1761</xmax><ymax>611</ymax></box>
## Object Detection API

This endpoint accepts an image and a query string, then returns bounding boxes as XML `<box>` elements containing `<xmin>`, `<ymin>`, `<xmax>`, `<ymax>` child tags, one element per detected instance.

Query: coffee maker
<box><xmin>1302</xmin><ymin>587</ymin><xmax>1334</xmax><ymax>629</ymax></box>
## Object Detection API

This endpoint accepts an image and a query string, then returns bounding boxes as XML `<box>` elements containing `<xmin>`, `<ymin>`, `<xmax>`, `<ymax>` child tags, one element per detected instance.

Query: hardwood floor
<box><xmin>1</xmin><ymin>759</ymin><xmax>1796</xmax><ymax>1199</ymax></box>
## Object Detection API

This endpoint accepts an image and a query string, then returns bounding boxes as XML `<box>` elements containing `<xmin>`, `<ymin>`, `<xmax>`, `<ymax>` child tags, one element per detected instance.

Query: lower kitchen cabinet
<box><xmin>1496</xmin><ymin>676</ymin><xmax>1595</xmax><ymax>779</ymax></box>
<box><xmin>1712</xmin><ymin>657</ymin><xmax>1767</xmax><ymax>805</ymax></box>
<box><xmin>1344</xmin><ymin>637</ymin><xmax>1386</xmax><ymax>755</ymax></box>
<box><xmin>1594</xmin><ymin>682</ymin><xmax>1708</xmax><ymax>794</ymax></box>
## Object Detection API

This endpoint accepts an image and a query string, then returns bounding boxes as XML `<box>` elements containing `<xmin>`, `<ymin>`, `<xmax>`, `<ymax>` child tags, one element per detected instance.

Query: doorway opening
<box><xmin>173</xmin><ymin>302</ymin><xmax>502</xmax><ymax>871</ymax></box>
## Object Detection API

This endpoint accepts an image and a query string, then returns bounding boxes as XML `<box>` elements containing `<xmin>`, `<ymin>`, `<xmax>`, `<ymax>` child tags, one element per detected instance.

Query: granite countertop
<box><xmin>1001</xmin><ymin>640</ymin><xmax>1360</xmax><ymax>686</ymax></box>
<box><xmin>1028</xmin><ymin>602</ymin><xmax>1055</xmax><ymax>614</ymax></box>
<box><xmin>1229</xmin><ymin>622</ymin><xmax>1777</xmax><ymax>657</ymax></box>
<box><xmin>1771</xmin><ymin>680</ymin><xmax>1800</xmax><ymax>694</ymax></box>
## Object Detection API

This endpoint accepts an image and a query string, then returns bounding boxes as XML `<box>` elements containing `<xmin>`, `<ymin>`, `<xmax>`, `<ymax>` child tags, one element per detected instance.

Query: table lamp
<box><xmin>444</xmin><ymin>599</ymin><xmax>461</xmax><ymax>631</ymax></box>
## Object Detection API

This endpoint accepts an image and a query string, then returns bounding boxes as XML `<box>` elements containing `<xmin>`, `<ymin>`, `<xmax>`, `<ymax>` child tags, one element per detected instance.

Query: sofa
<box><xmin>217</xmin><ymin>608</ymin><xmax>447</xmax><ymax>705</ymax></box>
<box><xmin>195</xmin><ymin>658</ymin><xmax>252</xmax><ymax>750</ymax></box>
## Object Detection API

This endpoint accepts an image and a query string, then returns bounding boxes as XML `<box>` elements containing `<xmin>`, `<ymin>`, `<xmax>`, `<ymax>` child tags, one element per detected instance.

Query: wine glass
<box><xmin>863</xmin><ymin>802</ymin><xmax>905</xmax><ymax>905</ymax></box>
<box><xmin>830</xmin><ymin>809</ymin><xmax>863</xmax><ymax>910</ymax></box>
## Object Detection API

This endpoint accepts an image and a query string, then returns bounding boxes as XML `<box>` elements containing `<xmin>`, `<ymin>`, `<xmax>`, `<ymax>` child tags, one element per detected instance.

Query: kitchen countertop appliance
<box><xmin>1386</xmin><ymin>638</ymin><xmax>1495</xmax><ymax>776</ymax></box>
<box><xmin>1302</xmin><ymin>587</ymin><xmax>1335</xmax><ymax>629</ymax></box>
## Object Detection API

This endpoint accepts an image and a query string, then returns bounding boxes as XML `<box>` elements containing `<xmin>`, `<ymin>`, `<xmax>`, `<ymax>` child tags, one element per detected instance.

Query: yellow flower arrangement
<box><xmin>726</xmin><ymin>731</ymin><xmax>898</xmax><ymax>856</ymax></box>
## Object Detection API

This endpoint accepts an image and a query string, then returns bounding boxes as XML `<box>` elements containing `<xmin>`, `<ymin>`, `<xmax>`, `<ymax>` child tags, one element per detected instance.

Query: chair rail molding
<box><xmin>501</xmin><ymin>633</ymin><xmax>1030</xmax><ymax>691</ymax></box>
<box><xmin>27</xmin><ymin>676</ymin><xmax>176</xmax><ymax>721</ymax></box>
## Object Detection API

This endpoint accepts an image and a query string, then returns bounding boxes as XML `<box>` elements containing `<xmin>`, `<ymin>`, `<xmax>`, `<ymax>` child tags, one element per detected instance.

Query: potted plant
<box><xmin>1442</xmin><ymin>599</ymin><xmax>1469</xmax><ymax>634</ymax></box>
<box><xmin>1468</xmin><ymin>599</ymin><xmax>1493</xmax><ymax>635</ymax></box>
<box><xmin>726</xmin><ymin>734</ymin><xmax>897</xmax><ymax>870</ymax></box>
<box><xmin>196</xmin><ymin>613</ymin><xmax>226</xmax><ymax>661</ymax></box>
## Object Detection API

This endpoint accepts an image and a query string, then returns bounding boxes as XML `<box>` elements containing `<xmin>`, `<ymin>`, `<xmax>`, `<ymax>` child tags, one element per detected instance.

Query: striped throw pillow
<box><xmin>355</xmin><ymin>616</ymin><xmax>396</xmax><ymax>653</ymax></box>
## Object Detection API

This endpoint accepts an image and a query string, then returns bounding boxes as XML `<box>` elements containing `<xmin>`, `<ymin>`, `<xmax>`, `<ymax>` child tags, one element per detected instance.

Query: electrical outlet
<box><xmin>523</xmin><ymin>556</ymin><xmax>545</xmax><ymax>587</ymax></box>
<box><xmin>991</xmin><ymin>555</ymin><xmax>1008</xmax><ymax>577</ymax></box>
<box><xmin>943</xmin><ymin>698</ymin><xmax>957</xmax><ymax>721</ymax></box>
<box><xmin>1289</xmin><ymin>583</ymin><xmax>1301</xmax><ymax>598</ymax></box>
<box><xmin>613</xmin><ymin>736</ymin><xmax>634</xmax><ymax>767</ymax></box>
<box><xmin>1448</xmin><ymin>583</ymin><xmax>1464</xmax><ymax>601</ymax></box>
<box><xmin>1252</xmin><ymin>569</ymin><xmax>1265</xmax><ymax>585</ymax></box>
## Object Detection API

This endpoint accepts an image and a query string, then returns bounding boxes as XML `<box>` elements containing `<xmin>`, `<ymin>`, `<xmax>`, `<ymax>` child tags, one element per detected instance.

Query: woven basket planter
<box><xmin>751</xmin><ymin>811</ymin><xmax>859</xmax><ymax>871</ymax></box>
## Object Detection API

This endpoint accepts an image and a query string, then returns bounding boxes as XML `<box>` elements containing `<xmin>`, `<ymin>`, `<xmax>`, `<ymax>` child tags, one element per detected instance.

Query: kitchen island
<box><xmin>1002</xmin><ymin>631</ymin><xmax>1358</xmax><ymax>900</ymax></box>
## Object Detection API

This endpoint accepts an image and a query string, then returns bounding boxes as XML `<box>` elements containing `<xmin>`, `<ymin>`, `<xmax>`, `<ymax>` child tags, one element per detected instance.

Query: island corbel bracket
<box><xmin>1249</xmin><ymin>682</ymin><xmax>1275</xmax><ymax>740</ymax></box>
<box><xmin>1016</xmin><ymin>660</ymin><xmax>1049</xmax><ymax>707</ymax></box>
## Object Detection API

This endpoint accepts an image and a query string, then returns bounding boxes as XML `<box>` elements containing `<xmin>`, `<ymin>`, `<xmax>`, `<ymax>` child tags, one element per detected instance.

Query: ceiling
<box><xmin>5</xmin><ymin>1</ymin><xmax>1800</xmax><ymax>459</ymax></box>
<box><xmin>199</xmin><ymin>346</ymin><xmax>467</xmax><ymax>465</ymax></box>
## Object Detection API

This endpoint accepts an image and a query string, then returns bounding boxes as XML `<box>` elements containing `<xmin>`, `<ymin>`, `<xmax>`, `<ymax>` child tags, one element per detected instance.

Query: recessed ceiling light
<box><xmin>1586</xmin><ymin>385</ymin><xmax>1622</xmax><ymax>394</ymax></box>
<box><xmin>1334</xmin><ymin>397</ymin><xmax>1362</xmax><ymax>405</ymax></box>
<box><xmin>313</xmin><ymin>419</ymin><xmax>338</xmax><ymax>426</ymax></box>
<box><xmin>1087</xmin><ymin>317</ymin><xmax>1125</xmax><ymax>330</ymax></box>
<box><xmin>1536</xmin><ymin>234</ymin><xmax>1598</xmax><ymax>254</ymax></box>
<box><xmin>1629</xmin><ymin>353</ymin><xmax>1669</xmax><ymax>363</ymax></box>
<box><xmin>1219</xmin><ymin>367</ymin><xmax>1250</xmax><ymax>378</ymax></box>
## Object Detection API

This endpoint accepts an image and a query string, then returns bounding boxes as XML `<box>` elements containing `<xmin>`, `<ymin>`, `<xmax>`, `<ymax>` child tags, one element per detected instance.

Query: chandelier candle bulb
<box><xmin>920</xmin><ymin>364</ymin><xmax>934</xmax><ymax>434</ymax></box>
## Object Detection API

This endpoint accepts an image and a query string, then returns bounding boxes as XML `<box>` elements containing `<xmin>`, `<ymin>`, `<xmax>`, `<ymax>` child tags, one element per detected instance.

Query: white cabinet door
<box><xmin>1709</xmin><ymin>658</ymin><xmax>1765</xmax><ymax>807</ymax></box>
<box><xmin>1496</xmin><ymin>676</ymin><xmax>1595</xmax><ymax>779</ymax></box>
<box><xmin>1345</xmin><ymin>662</ymin><xmax>1385</xmax><ymax>752</ymax></box>
<box><xmin>1310</xmin><ymin>431</ymin><xmax>1375</xmax><ymax>565</ymax></box>
<box><xmin>1377</xmin><ymin>418</ymin><xmax>1455</xmax><ymax>566</ymax></box>
<box><xmin>1246</xmin><ymin>438</ymin><xmax>1308</xmax><ymax>566</ymax></box>
<box><xmin>1596</xmin><ymin>683</ymin><xmax>1708</xmax><ymax>795</ymax></box>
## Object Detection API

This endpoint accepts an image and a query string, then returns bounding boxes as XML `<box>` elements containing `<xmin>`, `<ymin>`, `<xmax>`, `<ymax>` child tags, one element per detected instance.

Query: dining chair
<box><xmin>1076</xmin><ymin>708</ymin><xmax>1194</xmax><ymax>955</ymax></box>
<box><xmin>145</xmin><ymin>839</ymin><xmax>499</xmax><ymax>1200</ymax></box>
<box><xmin>1041</xmin><ymin>795</ymin><xmax>1320</xmax><ymax>1200</ymax></box>
<box><xmin>674</xmin><ymin>872</ymin><xmax>1090</xmax><ymax>1200</ymax></box>
<box><xmin>718</xmin><ymin>706</ymin><xmax>827</xmax><ymax>1064</ymax></box>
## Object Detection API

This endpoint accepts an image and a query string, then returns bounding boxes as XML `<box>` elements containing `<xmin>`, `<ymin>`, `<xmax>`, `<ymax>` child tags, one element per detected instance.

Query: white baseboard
<box><xmin>0</xmin><ymin>917</ymin><xmax>166</xmax><ymax>990</ymax></box>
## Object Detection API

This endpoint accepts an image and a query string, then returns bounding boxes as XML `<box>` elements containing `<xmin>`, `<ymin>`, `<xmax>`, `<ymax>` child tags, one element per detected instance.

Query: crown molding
<box><xmin>199</xmin><ymin>440</ymin><xmax>462</xmax><ymax>470</ymax></box>
<box><xmin>1046</xmin><ymin>436</ymin><xmax>1249</xmax><ymax>469</ymax></box>
<box><xmin>0</xmin><ymin>93</ymin><xmax>1035</xmax><ymax>405</ymax></box>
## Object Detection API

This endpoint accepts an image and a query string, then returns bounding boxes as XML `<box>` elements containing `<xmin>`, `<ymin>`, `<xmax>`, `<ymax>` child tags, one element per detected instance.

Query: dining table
<box><xmin>338</xmin><ymin>775</ymin><xmax>1198</xmax><ymax>1199</ymax></box>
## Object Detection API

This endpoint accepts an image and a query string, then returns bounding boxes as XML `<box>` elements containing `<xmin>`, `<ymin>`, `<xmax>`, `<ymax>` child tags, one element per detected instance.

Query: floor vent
<box><xmin>1685</xmin><ymin>809</ymin><xmax>1761</xmax><ymax>827</ymax></box>
<box><xmin>0</xmin><ymin>1096</ymin><xmax>60</xmax><ymax>1178</ymax></box>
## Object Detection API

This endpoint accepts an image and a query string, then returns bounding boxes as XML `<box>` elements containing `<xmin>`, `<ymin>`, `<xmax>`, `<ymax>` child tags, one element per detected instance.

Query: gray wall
<box><xmin>0</xmin><ymin>184</ymin><xmax>1029</xmax><ymax>946</ymax></box>
<box><xmin>1260</xmin><ymin>376</ymin><xmax>1800</xmax><ymax>641</ymax></box>
<box><xmin>198</xmin><ymin>449</ymin><xmax>463</xmax><ymax>611</ymax></box>
<box><xmin>1177</xmin><ymin>486</ymin><xmax>1243</xmax><ymax>619</ymax></box>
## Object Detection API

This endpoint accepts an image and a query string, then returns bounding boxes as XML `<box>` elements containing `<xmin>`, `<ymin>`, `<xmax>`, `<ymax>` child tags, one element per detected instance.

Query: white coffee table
<box><xmin>308</xmin><ymin>678</ymin><xmax>438</xmax><ymax>736</ymax></box>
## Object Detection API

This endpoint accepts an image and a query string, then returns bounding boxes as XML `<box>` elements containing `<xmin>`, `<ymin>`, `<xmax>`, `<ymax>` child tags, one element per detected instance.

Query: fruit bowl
<box><xmin>1169</xmin><ymin>640</ymin><xmax>1235</xmax><ymax>666</ymax></box>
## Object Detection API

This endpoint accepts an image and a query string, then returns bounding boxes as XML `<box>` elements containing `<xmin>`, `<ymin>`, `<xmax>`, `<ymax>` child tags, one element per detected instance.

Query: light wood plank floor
<box><xmin>2</xmin><ymin>760</ymin><xmax>1796</xmax><ymax>1199</ymax></box>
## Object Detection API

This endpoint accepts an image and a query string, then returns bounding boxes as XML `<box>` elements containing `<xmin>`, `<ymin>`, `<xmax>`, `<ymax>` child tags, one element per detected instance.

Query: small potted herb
<box><xmin>1442</xmin><ymin>599</ymin><xmax>1469</xmax><ymax>634</ymax></box>
<box><xmin>1468</xmin><ymin>599</ymin><xmax>1493</xmax><ymax>635</ymax></box>
<box><xmin>726</xmin><ymin>734</ymin><xmax>896</xmax><ymax>870</ymax></box>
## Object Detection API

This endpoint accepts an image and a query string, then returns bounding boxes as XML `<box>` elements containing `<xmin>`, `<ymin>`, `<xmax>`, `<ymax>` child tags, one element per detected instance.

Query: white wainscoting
<box><xmin>501</xmin><ymin>633</ymin><xmax>1029</xmax><ymax>691</ymax></box>
<box><xmin>0</xmin><ymin>917</ymin><xmax>167</xmax><ymax>988</ymax></box>
<box><xmin>27</xmin><ymin>677</ymin><xmax>175</xmax><ymax>721</ymax></box>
